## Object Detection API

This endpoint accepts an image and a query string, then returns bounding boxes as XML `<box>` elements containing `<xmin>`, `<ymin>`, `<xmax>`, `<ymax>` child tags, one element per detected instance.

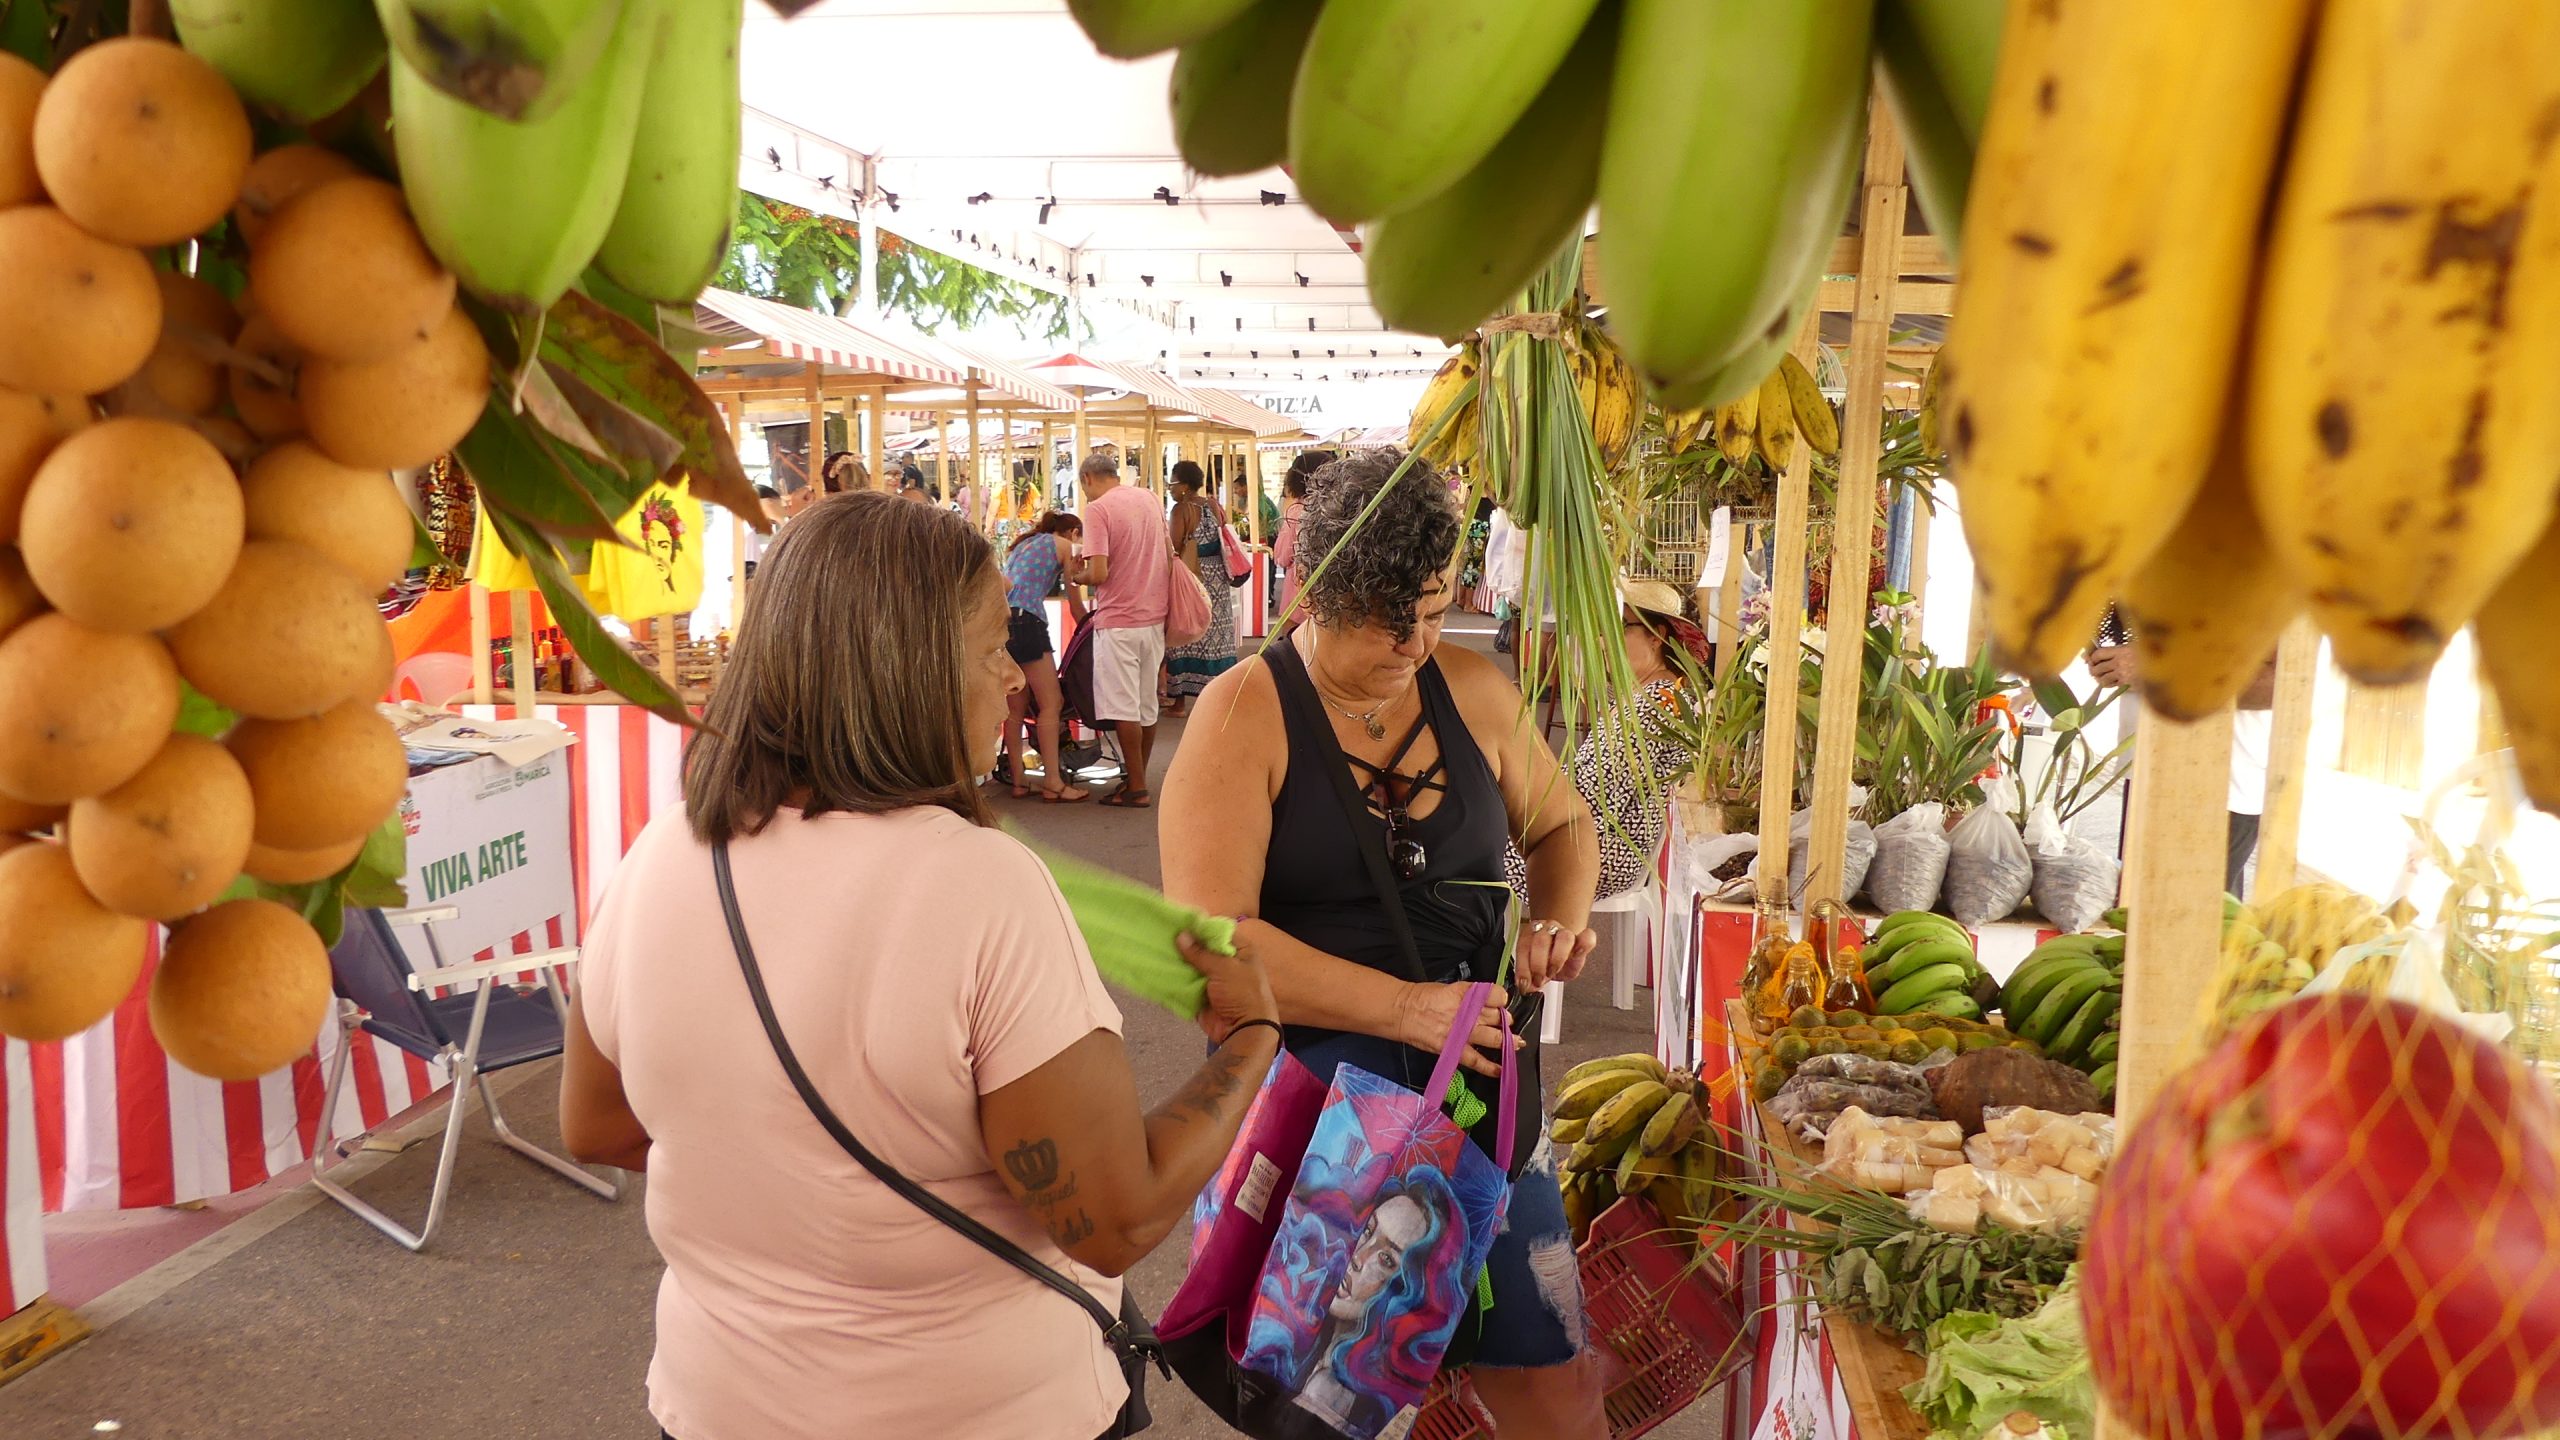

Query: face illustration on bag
<box><xmin>1331</xmin><ymin>1195</ymin><xmax>1430</xmax><ymax>1320</ymax></box>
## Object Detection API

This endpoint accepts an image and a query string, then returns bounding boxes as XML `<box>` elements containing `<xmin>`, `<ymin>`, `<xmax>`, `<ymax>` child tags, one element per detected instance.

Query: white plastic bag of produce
<box><xmin>2022</xmin><ymin>801</ymin><xmax>2068</xmax><ymax>857</ymax></box>
<box><xmin>1864</xmin><ymin>802</ymin><xmax>1951</xmax><ymax>914</ymax></box>
<box><xmin>1751</xmin><ymin>806</ymin><xmax>1878</xmax><ymax>903</ymax></box>
<box><xmin>1942</xmin><ymin>803</ymin><xmax>2033</xmax><ymax>925</ymax></box>
<box><xmin>1687</xmin><ymin>832</ymin><xmax>1761</xmax><ymax>900</ymax></box>
<box><xmin>2030</xmin><ymin>835</ymin><xmax>2120</xmax><ymax>933</ymax></box>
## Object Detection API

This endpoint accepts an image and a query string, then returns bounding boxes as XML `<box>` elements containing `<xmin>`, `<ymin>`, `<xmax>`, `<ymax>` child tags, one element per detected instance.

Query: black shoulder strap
<box><xmin>1268</xmin><ymin>639</ymin><xmax>1429</xmax><ymax>983</ymax></box>
<box><xmin>711</xmin><ymin>842</ymin><xmax>1132</xmax><ymax>1347</ymax></box>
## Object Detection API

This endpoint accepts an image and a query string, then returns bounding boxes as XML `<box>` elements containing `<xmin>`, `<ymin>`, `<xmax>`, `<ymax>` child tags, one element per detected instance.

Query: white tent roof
<box><xmin>736</xmin><ymin>0</ymin><xmax>1454</xmax><ymax>389</ymax></box>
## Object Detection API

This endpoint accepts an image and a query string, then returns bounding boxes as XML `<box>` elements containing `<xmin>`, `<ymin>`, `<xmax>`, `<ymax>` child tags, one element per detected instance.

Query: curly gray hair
<box><xmin>1292</xmin><ymin>447</ymin><xmax>1461</xmax><ymax>643</ymax></box>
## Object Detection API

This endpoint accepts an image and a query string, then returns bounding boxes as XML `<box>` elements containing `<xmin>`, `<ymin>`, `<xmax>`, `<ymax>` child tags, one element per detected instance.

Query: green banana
<box><xmin>1289</xmin><ymin>0</ymin><xmax>1608</xmax><ymax>224</ymax></box>
<box><xmin>1871</xmin><ymin>0</ymin><xmax>2002</xmax><ymax>257</ymax></box>
<box><xmin>1555</xmin><ymin>1067</ymin><xmax>1653</xmax><ymax>1120</ymax></box>
<box><xmin>2002</xmin><ymin>952</ymin><xmax>2104</xmax><ymax>1020</ymax></box>
<box><xmin>1598</xmin><ymin>0</ymin><xmax>1873</xmax><ymax>390</ymax></box>
<box><xmin>1636</xmin><ymin>143</ymin><xmax>1853</xmax><ymax>409</ymax></box>
<box><xmin>2088</xmin><ymin>1061</ymin><xmax>2117</xmax><ymax>1098</ymax></box>
<box><xmin>376</xmin><ymin>0</ymin><xmax>626</xmax><ymax>123</ymax></box>
<box><xmin>1878</xmin><ymin>961</ymin><xmax>1971</xmax><ymax>1014</ymax></box>
<box><xmin>389</xmin><ymin>0</ymin><xmax>656</xmax><ymax>312</ymax></box>
<box><xmin>1067</xmin><ymin>0</ymin><xmax>1261</xmax><ymax>59</ymax></box>
<box><xmin>1907</xmin><ymin>991</ymin><xmax>1985</xmax><ymax>1022</ymax></box>
<box><xmin>1867</xmin><ymin>916</ymin><xmax>1970</xmax><ymax>964</ymax></box>
<box><xmin>596</xmin><ymin>0</ymin><xmax>742</xmax><ymax>303</ymax></box>
<box><xmin>2084</xmin><ymin>1030</ymin><xmax>2119</xmax><ymax>1066</ymax></box>
<box><xmin>2101</xmin><ymin>906</ymin><xmax>2130</xmax><ymax>931</ymax></box>
<box><xmin>1876</xmin><ymin>908</ymin><xmax>1964</xmax><ymax>939</ymax></box>
<box><xmin>1168</xmin><ymin>0</ymin><xmax>1324</xmax><ymax>177</ymax></box>
<box><xmin>2049</xmin><ymin>992</ymin><xmax>2121</xmax><ymax>1067</ymax></box>
<box><xmin>1360</xmin><ymin>9</ymin><xmax>1616</xmax><ymax>342</ymax></box>
<box><xmin>2090</xmin><ymin>933</ymin><xmax>2127</xmax><ymax>964</ymax></box>
<box><xmin>1869</xmin><ymin>937</ymin><xmax>1976</xmax><ymax>992</ymax></box>
<box><xmin>174</xmin><ymin>0</ymin><xmax>386</xmax><ymax>122</ymax></box>
<box><xmin>2021</xmin><ymin>966</ymin><xmax>2115</xmax><ymax>1046</ymax></box>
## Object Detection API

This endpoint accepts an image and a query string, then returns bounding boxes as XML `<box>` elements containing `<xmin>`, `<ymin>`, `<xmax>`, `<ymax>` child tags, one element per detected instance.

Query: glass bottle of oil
<box><xmin>1744</xmin><ymin>928</ymin><xmax>1794</xmax><ymax>1031</ymax></box>
<box><xmin>1817</xmin><ymin>902</ymin><xmax>1877</xmax><ymax>1013</ymax></box>
<box><xmin>1774</xmin><ymin>941</ymin><xmax>1826</xmax><ymax>1023</ymax></box>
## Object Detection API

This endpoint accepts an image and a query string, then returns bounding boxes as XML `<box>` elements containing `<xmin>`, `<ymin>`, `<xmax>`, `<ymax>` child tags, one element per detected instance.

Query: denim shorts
<box><xmin>1006</xmin><ymin>607</ymin><xmax>1053</xmax><ymax>664</ymax></box>
<box><xmin>1286</xmin><ymin>1031</ymin><xmax>1586</xmax><ymax>1371</ymax></box>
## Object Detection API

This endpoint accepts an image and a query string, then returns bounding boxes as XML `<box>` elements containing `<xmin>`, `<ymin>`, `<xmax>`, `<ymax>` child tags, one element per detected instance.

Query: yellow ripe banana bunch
<box><xmin>1552</xmin><ymin>1053</ymin><xmax>1714</xmax><ymax>1239</ymax></box>
<box><xmin>2251</xmin><ymin>882</ymin><xmax>2389</xmax><ymax>973</ymax></box>
<box><xmin>1713</xmin><ymin>386</ymin><xmax>1760</xmax><ymax>468</ymax></box>
<box><xmin>2202</xmin><ymin>914</ymin><xmax>2316</xmax><ymax>1037</ymax></box>
<box><xmin>1660</xmin><ymin>405</ymin><xmax>1711</xmax><ymax>457</ymax></box>
<box><xmin>2119</xmin><ymin>413</ymin><xmax>2304</xmax><ymax>720</ymax></box>
<box><xmin>1942</xmin><ymin>0</ymin><xmax>2319</xmax><ymax>678</ymax></box>
<box><xmin>2247</xmin><ymin>0</ymin><xmax>2560</xmax><ymax>687</ymax></box>
<box><xmin>1569</xmin><ymin>321</ymin><xmax>1644</xmax><ymax>473</ymax></box>
<box><xmin>1754</xmin><ymin>369</ymin><xmax>1798</xmax><ymax>472</ymax></box>
<box><xmin>1780</xmin><ymin>352</ymin><xmax>1840</xmax><ymax>459</ymax></box>
<box><xmin>1409</xmin><ymin>344</ymin><xmax>1482</xmax><ymax>474</ymax></box>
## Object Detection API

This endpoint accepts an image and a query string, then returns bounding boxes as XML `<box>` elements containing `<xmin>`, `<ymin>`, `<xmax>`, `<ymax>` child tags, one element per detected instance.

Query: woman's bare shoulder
<box><xmin>1186</xmin><ymin>649</ymin><xmax>1284</xmax><ymax>747</ymax></box>
<box><xmin>1434</xmin><ymin>641</ymin><xmax>1526</xmax><ymax>711</ymax></box>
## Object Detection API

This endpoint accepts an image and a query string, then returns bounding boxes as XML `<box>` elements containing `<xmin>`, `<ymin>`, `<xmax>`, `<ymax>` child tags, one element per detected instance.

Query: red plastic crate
<box><xmin>1409</xmin><ymin>1196</ymin><xmax>1748</xmax><ymax>1438</ymax></box>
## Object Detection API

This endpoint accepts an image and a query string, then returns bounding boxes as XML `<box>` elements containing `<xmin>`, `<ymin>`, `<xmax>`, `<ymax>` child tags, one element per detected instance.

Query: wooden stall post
<box><xmin>865</xmin><ymin>391</ymin><xmax>887</xmax><ymax>490</ymax></box>
<box><xmin>1905</xmin><ymin>494</ymin><xmax>1933</xmax><ymax>639</ymax></box>
<box><xmin>1715</xmin><ymin>553</ymin><xmax>1743</xmax><ymax>685</ymax></box>
<box><xmin>2251</xmin><ymin>615</ymin><xmax>2322</xmax><ymax>897</ymax></box>
<box><xmin>1143</xmin><ymin>407</ymin><xmax>1162</xmax><ymax>497</ymax></box>
<box><xmin>2116</xmin><ymin>705</ymin><xmax>2237</xmax><ymax>1125</ymax></box>
<box><xmin>657</xmin><ymin>623</ymin><xmax>678</xmax><ymax>691</ymax></box>
<box><xmin>966</xmin><ymin>381</ymin><xmax>984</xmax><ymax>517</ymax></box>
<box><xmin>1754</xmin><ymin>313</ymin><xmax>1826</xmax><ymax>914</ymax></box>
<box><xmin>1803</xmin><ymin>104</ymin><xmax>1907</xmax><ymax>910</ymax></box>
<box><xmin>508</xmin><ymin>591</ymin><xmax>535</xmax><ymax>713</ymax></box>
<box><xmin>802</xmin><ymin>364</ymin><xmax>825</xmax><ymax>506</ymax></box>
<box><xmin>1072</xmin><ymin>405</ymin><xmax>1089</xmax><ymax>473</ymax></box>
<box><xmin>937</xmin><ymin>410</ymin><xmax>954</xmax><ymax>503</ymax></box>
<box><xmin>468</xmin><ymin>581</ymin><xmax>493</xmax><ymax>705</ymax></box>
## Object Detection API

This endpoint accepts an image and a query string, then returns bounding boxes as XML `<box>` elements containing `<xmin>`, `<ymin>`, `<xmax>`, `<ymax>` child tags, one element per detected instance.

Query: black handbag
<box><xmin>713</xmin><ymin>842</ymin><xmax>1166</xmax><ymax>1440</ymax></box>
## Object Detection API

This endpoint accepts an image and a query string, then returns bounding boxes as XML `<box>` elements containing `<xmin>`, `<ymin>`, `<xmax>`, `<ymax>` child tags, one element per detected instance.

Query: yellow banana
<box><xmin>1554</xmin><ymin>1065</ymin><xmax>1651</xmax><ymax>1120</ymax></box>
<box><xmin>2245</xmin><ymin>0</ymin><xmax>2560</xmax><ymax>685</ymax></box>
<box><xmin>1713</xmin><ymin>386</ymin><xmax>1759</xmax><ymax>468</ymax></box>
<box><xmin>1662</xmin><ymin>406</ymin><xmax>1708</xmax><ymax>456</ymax></box>
<box><xmin>1941</xmin><ymin>0</ymin><xmax>2317</xmax><ymax>679</ymax></box>
<box><xmin>1754</xmin><ymin>369</ymin><xmax>1798</xmax><ymax>473</ymax></box>
<box><xmin>1780</xmin><ymin>351</ymin><xmax>1838</xmax><ymax>458</ymax></box>
<box><xmin>2473</xmin><ymin>514</ymin><xmax>2560</xmax><ymax>811</ymax></box>
<box><xmin>1640</xmin><ymin>1088</ymin><xmax>1698</xmax><ymax>1155</ymax></box>
<box><xmin>1586</xmin><ymin>1079</ymin><xmax>1671</xmax><ymax>1147</ymax></box>
<box><xmin>1408</xmin><ymin>345</ymin><xmax>1481</xmax><ymax>474</ymax></box>
<box><xmin>1916</xmin><ymin>351</ymin><xmax>1945</xmax><ymax>459</ymax></box>
<box><xmin>2119</xmin><ymin>414</ymin><xmax>2304</xmax><ymax>721</ymax></box>
<box><xmin>1577</xmin><ymin>322</ymin><xmax>1644</xmax><ymax>473</ymax></box>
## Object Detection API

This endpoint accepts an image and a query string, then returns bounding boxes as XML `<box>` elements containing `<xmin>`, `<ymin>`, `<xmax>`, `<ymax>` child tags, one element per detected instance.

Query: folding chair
<box><xmin>310</xmin><ymin>905</ymin><xmax>620</xmax><ymax>1252</ymax></box>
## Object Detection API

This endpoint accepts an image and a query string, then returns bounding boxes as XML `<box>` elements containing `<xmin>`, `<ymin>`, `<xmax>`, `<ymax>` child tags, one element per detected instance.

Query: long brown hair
<box><xmin>685</xmin><ymin>491</ymin><xmax>995</xmax><ymax>843</ymax></box>
<box><xmin>1008</xmin><ymin>510</ymin><xmax>1081</xmax><ymax>554</ymax></box>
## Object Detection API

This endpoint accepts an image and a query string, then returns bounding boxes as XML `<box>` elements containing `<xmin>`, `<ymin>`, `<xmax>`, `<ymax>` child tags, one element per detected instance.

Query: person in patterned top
<box><xmin>1505</xmin><ymin>577</ymin><xmax>1710</xmax><ymax>902</ymax></box>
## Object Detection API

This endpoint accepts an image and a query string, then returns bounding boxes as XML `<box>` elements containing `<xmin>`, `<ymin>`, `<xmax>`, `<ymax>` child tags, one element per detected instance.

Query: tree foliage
<box><xmin>717</xmin><ymin>194</ymin><xmax>1073</xmax><ymax>340</ymax></box>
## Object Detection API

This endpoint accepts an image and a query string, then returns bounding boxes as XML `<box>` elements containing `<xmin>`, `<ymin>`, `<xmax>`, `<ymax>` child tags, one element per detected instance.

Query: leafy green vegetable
<box><xmin>1901</xmin><ymin>1268</ymin><xmax>2095</xmax><ymax>1440</ymax></box>
<box><xmin>172</xmin><ymin>683</ymin><xmax>238</xmax><ymax>740</ymax></box>
<box><xmin>1026</xmin><ymin>836</ymin><xmax>1233</xmax><ymax>1019</ymax></box>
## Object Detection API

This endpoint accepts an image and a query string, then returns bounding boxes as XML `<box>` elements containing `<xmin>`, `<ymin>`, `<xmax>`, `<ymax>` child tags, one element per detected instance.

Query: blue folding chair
<box><xmin>310</xmin><ymin>905</ymin><xmax>619</xmax><ymax>1251</ymax></box>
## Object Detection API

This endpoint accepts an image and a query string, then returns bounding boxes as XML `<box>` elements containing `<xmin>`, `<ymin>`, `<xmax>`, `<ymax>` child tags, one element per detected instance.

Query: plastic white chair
<box><xmin>1542</xmin><ymin>875</ymin><xmax>1659</xmax><ymax>1045</ymax></box>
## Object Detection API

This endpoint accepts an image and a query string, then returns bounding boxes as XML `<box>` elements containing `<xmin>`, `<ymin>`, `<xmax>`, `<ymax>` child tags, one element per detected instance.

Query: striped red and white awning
<box><xmin>695</xmin><ymin>289</ymin><xmax>966</xmax><ymax>385</ymax></box>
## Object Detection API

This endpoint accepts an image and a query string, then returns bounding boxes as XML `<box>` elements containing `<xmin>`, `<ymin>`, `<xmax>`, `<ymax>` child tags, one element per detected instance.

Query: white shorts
<box><xmin>1090</xmin><ymin>624</ymin><xmax>1165</xmax><ymax>727</ymax></box>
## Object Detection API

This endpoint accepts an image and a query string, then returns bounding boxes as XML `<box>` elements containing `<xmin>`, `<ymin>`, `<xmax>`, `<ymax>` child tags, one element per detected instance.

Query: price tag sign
<box><xmin>1702</xmin><ymin>506</ymin><xmax>1733</xmax><ymax>587</ymax></box>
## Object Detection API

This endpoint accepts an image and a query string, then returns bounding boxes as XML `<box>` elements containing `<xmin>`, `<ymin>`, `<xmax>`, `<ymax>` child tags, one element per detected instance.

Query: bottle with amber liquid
<box><xmin>1814</xmin><ymin>900</ymin><xmax>1876</xmax><ymax>1012</ymax></box>
<box><xmin>1773</xmin><ymin>940</ymin><xmax>1826</xmax><ymax>1023</ymax></box>
<box><xmin>1744</xmin><ymin>929</ymin><xmax>1793</xmax><ymax>1031</ymax></box>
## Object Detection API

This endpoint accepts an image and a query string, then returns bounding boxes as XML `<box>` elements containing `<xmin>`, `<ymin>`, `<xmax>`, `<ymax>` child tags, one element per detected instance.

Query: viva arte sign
<box><xmin>396</xmin><ymin>751</ymin><xmax>577</xmax><ymax>962</ymax></box>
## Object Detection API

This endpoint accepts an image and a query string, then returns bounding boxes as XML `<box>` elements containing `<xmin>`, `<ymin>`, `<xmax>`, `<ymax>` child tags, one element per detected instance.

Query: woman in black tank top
<box><xmin>1159</xmin><ymin>450</ymin><xmax>1610</xmax><ymax>1436</ymax></box>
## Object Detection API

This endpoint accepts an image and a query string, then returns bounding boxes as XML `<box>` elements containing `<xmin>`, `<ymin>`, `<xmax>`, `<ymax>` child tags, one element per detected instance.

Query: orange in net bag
<box><xmin>2081</xmin><ymin>993</ymin><xmax>2560</xmax><ymax>1440</ymax></box>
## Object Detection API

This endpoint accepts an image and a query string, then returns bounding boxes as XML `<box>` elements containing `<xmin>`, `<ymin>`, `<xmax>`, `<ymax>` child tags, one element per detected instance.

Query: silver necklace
<box><xmin>1307</xmin><ymin>634</ymin><xmax>1394</xmax><ymax>740</ymax></box>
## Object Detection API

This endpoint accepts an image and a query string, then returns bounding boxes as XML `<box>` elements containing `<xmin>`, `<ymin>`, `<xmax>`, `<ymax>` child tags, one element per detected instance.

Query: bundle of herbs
<box><xmin>1711</xmin><ymin>1167</ymin><xmax>2081</xmax><ymax>1336</ymax></box>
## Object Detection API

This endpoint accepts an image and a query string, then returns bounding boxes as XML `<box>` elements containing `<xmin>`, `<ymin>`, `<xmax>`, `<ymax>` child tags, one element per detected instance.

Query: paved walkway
<box><xmin>0</xmin><ymin>629</ymin><xmax>1721</xmax><ymax>1439</ymax></box>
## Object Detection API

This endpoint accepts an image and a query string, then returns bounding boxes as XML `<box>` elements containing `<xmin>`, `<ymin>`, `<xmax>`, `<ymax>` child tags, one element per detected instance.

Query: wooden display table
<box><xmin>1727</xmin><ymin>999</ymin><xmax>1935</xmax><ymax>1440</ymax></box>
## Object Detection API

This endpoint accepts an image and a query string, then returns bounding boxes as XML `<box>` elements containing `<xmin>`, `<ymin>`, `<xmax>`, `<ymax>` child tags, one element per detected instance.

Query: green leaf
<box><xmin>485</xmin><ymin>508</ymin><xmax>696</xmax><ymax>728</ymax></box>
<box><xmin>409</xmin><ymin>510</ymin><xmax>443</xmax><ymax>571</ymax></box>
<box><xmin>339</xmin><ymin>811</ymin><xmax>410</xmax><ymax>912</ymax></box>
<box><xmin>576</xmin><ymin>265</ymin><xmax>660</xmax><ymax>334</ymax></box>
<box><xmin>173</xmin><ymin>683</ymin><xmax>238</xmax><ymax>739</ymax></box>
<box><xmin>544</xmin><ymin>360</ymin><xmax>682</xmax><ymax>482</ymax></box>
<box><xmin>455</xmin><ymin>402</ymin><xmax>627</xmax><ymax>542</ymax></box>
<box><xmin>0</xmin><ymin>1</ymin><xmax>48</xmax><ymax>65</ymax></box>
<box><xmin>538</xmin><ymin>290</ymin><xmax>763</xmax><ymax>525</ymax></box>
<box><xmin>2029</xmin><ymin>677</ymin><xmax>2081</xmax><ymax>725</ymax></box>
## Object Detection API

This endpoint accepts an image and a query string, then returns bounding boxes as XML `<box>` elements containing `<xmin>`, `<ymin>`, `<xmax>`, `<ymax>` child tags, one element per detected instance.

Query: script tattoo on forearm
<box><xmin>1160</xmin><ymin>1044</ymin><xmax>1255</xmax><ymax>1124</ymax></box>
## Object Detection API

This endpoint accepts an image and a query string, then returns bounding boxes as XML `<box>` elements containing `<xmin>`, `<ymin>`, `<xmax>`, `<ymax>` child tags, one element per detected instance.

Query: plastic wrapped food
<box><xmin>1943</xmin><ymin>803</ymin><xmax>2034</xmax><ymax>925</ymax></box>
<box><xmin>2031</xmin><ymin>837</ymin><xmax>2122</xmax><ymax>933</ymax></box>
<box><xmin>1865</xmin><ymin>802</ymin><xmax>1952</xmax><ymax>915</ymax></box>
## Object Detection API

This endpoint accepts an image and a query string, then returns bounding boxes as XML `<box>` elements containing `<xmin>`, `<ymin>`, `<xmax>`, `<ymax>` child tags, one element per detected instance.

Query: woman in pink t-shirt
<box><xmin>560</xmin><ymin>492</ymin><xmax>1280</xmax><ymax>1440</ymax></box>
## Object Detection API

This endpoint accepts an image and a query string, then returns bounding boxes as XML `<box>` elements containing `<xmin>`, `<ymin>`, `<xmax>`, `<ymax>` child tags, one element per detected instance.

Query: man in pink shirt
<box><xmin>1076</xmin><ymin>450</ymin><xmax>1171</xmax><ymax>806</ymax></box>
